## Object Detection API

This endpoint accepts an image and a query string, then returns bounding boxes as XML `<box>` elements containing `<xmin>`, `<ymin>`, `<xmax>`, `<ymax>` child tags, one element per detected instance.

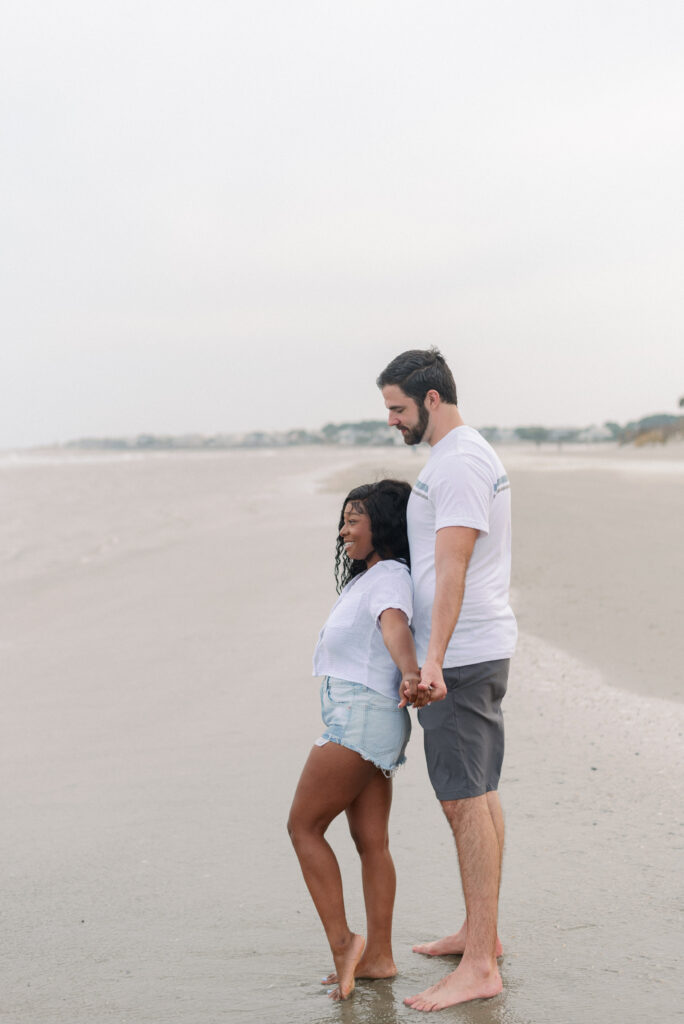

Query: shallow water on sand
<box><xmin>2</xmin><ymin>447</ymin><xmax>682</xmax><ymax>1023</ymax></box>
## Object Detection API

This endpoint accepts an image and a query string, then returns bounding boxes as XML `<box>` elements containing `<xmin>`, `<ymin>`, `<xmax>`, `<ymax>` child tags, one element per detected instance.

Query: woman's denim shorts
<box><xmin>317</xmin><ymin>676</ymin><xmax>411</xmax><ymax>777</ymax></box>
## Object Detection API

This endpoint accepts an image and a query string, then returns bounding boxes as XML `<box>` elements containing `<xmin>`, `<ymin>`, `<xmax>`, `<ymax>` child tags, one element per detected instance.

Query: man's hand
<box><xmin>415</xmin><ymin>659</ymin><xmax>448</xmax><ymax>703</ymax></box>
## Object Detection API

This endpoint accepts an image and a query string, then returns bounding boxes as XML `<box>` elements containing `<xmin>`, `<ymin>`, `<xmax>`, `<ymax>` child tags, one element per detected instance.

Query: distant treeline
<box><xmin>64</xmin><ymin>413</ymin><xmax>684</xmax><ymax>451</ymax></box>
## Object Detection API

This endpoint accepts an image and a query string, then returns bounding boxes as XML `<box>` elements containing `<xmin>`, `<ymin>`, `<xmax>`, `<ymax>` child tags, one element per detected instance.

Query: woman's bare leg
<box><xmin>323</xmin><ymin>769</ymin><xmax>398</xmax><ymax>983</ymax></box>
<box><xmin>287</xmin><ymin>742</ymin><xmax>378</xmax><ymax>999</ymax></box>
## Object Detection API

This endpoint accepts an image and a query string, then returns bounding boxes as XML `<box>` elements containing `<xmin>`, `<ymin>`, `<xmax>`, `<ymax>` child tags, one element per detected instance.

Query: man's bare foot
<box><xmin>404</xmin><ymin>961</ymin><xmax>502</xmax><ymax>1011</ymax></box>
<box><xmin>412</xmin><ymin>931</ymin><xmax>503</xmax><ymax>958</ymax></box>
<box><xmin>321</xmin><ymin>953</ymin><xmax>397</xmax><ymax>984</ymax></box>
<box><xmin>327</xmin><ymin>933</ymin><xmax>365</xmax><ymax>1001</ymax></box>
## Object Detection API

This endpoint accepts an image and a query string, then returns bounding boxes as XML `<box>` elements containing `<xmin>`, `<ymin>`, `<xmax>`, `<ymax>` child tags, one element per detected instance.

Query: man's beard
<box><xmin>401</xmin><ymin>403</ymin><xmax>429</xmax><ymax>445</ymax></box>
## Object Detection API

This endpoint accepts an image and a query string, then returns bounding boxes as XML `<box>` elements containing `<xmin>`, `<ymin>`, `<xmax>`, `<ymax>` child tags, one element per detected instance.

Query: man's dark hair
<box><xmin>376</xmin><ymin>347</ymin><xmax>457</xmax><ymax>406</ymax></box>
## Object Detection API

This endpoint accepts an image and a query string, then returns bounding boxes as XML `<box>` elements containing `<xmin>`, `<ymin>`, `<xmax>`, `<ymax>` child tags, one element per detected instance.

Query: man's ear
<box><xmin>425</xmin><ymin>389</ymin><xmax>441</xmax><ymax>410</ymax></box>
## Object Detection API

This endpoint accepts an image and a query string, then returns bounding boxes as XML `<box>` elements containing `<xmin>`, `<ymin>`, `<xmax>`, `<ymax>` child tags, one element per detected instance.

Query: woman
<box><xmin>287</xmin><ymin>479</ymin><xmax>420</xmax><ymax>1001</ymax></box>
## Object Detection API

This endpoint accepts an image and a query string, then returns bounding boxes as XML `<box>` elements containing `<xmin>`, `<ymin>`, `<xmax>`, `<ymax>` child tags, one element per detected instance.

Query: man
<box><xmin>377</xmin><ymin>347</ymin><xmax>517</xmax><ymax>1011</ymax></box>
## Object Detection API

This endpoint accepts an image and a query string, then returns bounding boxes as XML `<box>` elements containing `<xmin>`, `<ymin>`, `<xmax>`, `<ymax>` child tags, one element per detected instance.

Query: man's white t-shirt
<box><xmin>408</xmin><ymin>426</ymin><xmax>517</xmax><ymax>667</ymax></box>
<box><xmin>312</xmin><ymin>560</ymin><xmax>413</xmax><ymax>700</ymax></box>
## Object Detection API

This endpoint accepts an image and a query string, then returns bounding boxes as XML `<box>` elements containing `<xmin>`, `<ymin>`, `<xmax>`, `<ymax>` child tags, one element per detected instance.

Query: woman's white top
<box><xmin>312</xmin><ymin>559</ymin><xmax>413</xmax><ymax>700</ymax></box>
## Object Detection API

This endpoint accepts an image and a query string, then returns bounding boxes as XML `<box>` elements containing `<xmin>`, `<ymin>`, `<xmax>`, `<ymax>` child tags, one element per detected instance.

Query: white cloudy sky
<box><xmin>2</xmin><ymin>0</ymin><xmax>683</xmax><ymax>447</ymax></box>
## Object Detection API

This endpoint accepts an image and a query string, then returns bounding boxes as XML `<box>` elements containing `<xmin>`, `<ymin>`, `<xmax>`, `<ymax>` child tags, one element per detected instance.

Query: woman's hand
<box><xmin>398</xmin><ymin>672</ymin><xmax>422</xmax><ymax>708</ymax></box>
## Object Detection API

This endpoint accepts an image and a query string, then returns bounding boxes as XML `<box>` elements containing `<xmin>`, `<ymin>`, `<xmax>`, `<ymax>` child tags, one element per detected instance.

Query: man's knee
<box><xmin>440</xmin><ymin>793</ymin><xmax>489</xmax><ymax>828</ymax></box>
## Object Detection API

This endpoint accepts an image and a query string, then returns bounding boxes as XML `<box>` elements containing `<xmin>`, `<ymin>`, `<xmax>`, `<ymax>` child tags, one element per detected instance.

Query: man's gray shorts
<box><xmin>417</xmin><ymin>659</ymin><xmax>509</xmax><ymax>801</ymax></box>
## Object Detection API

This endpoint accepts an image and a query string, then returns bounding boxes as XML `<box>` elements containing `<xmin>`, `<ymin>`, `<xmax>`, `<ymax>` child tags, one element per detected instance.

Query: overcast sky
<box><xmin>2</xmin><ymin>0</ymin><xmax>683</xmax><ymax>447</ymax></box>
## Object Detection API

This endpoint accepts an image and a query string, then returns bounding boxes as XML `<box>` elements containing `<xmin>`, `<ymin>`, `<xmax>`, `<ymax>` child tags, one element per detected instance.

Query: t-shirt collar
<box><xmin>430</xmin><ymin>425</ymin><xmax>466</xmax><ymax>457</ymax></box>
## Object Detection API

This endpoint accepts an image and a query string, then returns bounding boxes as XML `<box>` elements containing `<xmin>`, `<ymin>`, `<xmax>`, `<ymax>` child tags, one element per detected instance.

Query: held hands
<box><xmin>398</xmin><ymin>672</ymin><xmax>422</xmax><ymax>709</ymax></box>
<box><xmin>398</xmin><ymin>663</ymin><xmax>447</xmax><ymax>709</ymax></box>
<box><xmin>418</xmin><ymin>660</ymin><xmax>448</xmax><ymax>703</ymax></box>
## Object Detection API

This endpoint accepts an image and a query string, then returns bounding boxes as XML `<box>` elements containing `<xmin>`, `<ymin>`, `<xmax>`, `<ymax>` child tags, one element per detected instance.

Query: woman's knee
<box><xmin>286</xmin><ymin>804</ymin><xmax>305</xmax><ymax>844</ymax></box>
<box><xmin>287</xmin><ymin>809</ymin><xmax>326</xmax><ymax>847</ymax></box>
<box><xmin>348</xmin><ymin>823</ymin><xmax>389</xmax><ymax>857</ymax></box>
<box><xmin>287</xmin><ymin>810</ymin><xmax>306</xmax><ymax>846</ymax></box>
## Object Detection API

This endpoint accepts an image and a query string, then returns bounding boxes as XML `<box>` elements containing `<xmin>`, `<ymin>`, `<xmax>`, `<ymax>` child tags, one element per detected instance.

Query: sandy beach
<box><xmin>1</xmin><ymin>443</ymin><xmax>682</xmax><ymax>1023</ymax></box>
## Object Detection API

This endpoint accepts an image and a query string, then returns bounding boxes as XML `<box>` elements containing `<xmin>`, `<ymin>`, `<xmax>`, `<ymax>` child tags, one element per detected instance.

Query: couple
<box><xmin>287</xmin><ymin>348</ymin><xmax>517</xmax><ymax>1011</ymax></box>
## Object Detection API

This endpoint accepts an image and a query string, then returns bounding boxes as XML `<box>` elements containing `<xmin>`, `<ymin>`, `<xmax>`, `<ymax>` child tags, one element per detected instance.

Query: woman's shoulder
<box><xmin>343</xmin><ymin>560</ymin><xmax>410</xmax><ymax>597</ymax></box>
<box><xmin>365</xmin><ymin>560</ymin><xmax>413</xmax><ymax>610</ymax></box>
<box><xmin>367</xmin><ymin>559</ymin><xmax>411</xmax><ymax>580</ymax></box>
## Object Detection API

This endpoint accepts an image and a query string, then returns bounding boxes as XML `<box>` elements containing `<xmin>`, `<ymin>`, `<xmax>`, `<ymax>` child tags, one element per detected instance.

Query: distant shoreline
<box><xmin>5</xmin><ymin>408</ymin><xmax>683</xmax><ymax>455</ymax></box>
<box><xmin>3</xmin><ymin>437</ymin><xmax>684</xmax><ymax>466</ymax></box>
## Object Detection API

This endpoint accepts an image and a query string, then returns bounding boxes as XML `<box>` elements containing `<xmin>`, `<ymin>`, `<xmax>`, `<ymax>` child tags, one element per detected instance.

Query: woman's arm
<box><xmin>378</xmin><ymin>608</ymin><xmax>422</xmax><ymax>707</ymax></box>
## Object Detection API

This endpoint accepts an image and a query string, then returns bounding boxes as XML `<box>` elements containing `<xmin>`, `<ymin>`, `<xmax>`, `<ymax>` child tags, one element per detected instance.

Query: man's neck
<box><xmin>427</xmin><ymin>406</ymin><xmax>465</xmax><ymax>446</ymax></box>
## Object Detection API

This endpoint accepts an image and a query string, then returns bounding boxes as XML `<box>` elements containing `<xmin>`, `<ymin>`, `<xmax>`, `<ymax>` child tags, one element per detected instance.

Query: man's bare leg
<box><xmin>404</xmin><ymin>793</ymin><xmax>503</xmax><ymax>1010</ymax></box>
<box><xmin>412</xmin><ymin>790</ymin><xmax>504</xmax><ymax>958</ymax></box>
<box><xmin>323</xmin><ymin>770</ymin><xmax>398</xmax><ymax>983</ymax></box>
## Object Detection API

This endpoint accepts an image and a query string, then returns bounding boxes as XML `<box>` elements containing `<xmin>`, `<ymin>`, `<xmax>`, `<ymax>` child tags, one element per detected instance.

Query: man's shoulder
<box><xmin>440</xmin><ymin>428</ymin><xmax>504</xmax><ymax>477</ymax></box>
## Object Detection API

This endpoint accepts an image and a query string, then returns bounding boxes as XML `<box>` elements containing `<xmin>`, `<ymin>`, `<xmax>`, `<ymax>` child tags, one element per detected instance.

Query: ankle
<box><xmin>363</xmin><ymin>946</ymin><xmax>394</xmax><ymax>964</ymax></box>
<box><xmin>329</xmin><ymin>931</ymin><xmax>356</xmax><ymax>955</ymax></box>
<box><xmin>460</xmin><ymin>952</ymin><xmax>500</xmax><ymax>975</ymax></box>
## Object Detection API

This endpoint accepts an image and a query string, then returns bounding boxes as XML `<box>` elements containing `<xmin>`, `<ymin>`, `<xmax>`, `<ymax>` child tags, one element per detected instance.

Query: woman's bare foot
<box><xmin>322</xmin><ymin>952</ymin><xmax>397</xmax><ymax>984</ymax></box>
<box><xmin>404</xmin><ymin>961</ymin><xmax>503</xmax><ymax>1011</ymax></box>
<box><xmin>412</xmin><ymin>930</ymin><xmax>503</xmax><ymax>958</ymax></box>
<box><xmin>327</xmin><ymin>933</ymin><xmax>365</xmax><ymax>1000</ymax></box>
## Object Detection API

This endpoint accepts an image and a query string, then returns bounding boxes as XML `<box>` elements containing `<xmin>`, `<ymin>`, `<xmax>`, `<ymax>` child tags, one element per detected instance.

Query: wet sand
<box><xmin>1</xmin><ymin>444</ymin><xmax>682</xmax><ymax>1022</ymax></box>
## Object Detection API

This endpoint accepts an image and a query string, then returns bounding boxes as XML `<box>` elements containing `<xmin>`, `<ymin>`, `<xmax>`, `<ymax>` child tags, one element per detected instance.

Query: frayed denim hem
<box><xmin>320</xmin><ymin>732</ymin><xmax>407</xmax><ymax>779</ymax></box>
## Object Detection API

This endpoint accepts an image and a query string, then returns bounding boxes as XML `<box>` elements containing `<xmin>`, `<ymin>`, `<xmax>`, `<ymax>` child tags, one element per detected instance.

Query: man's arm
<box><xmin>419</xmin><ymin>525</ymin><xmax>479</xmax><ymax>698</ymax></box>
